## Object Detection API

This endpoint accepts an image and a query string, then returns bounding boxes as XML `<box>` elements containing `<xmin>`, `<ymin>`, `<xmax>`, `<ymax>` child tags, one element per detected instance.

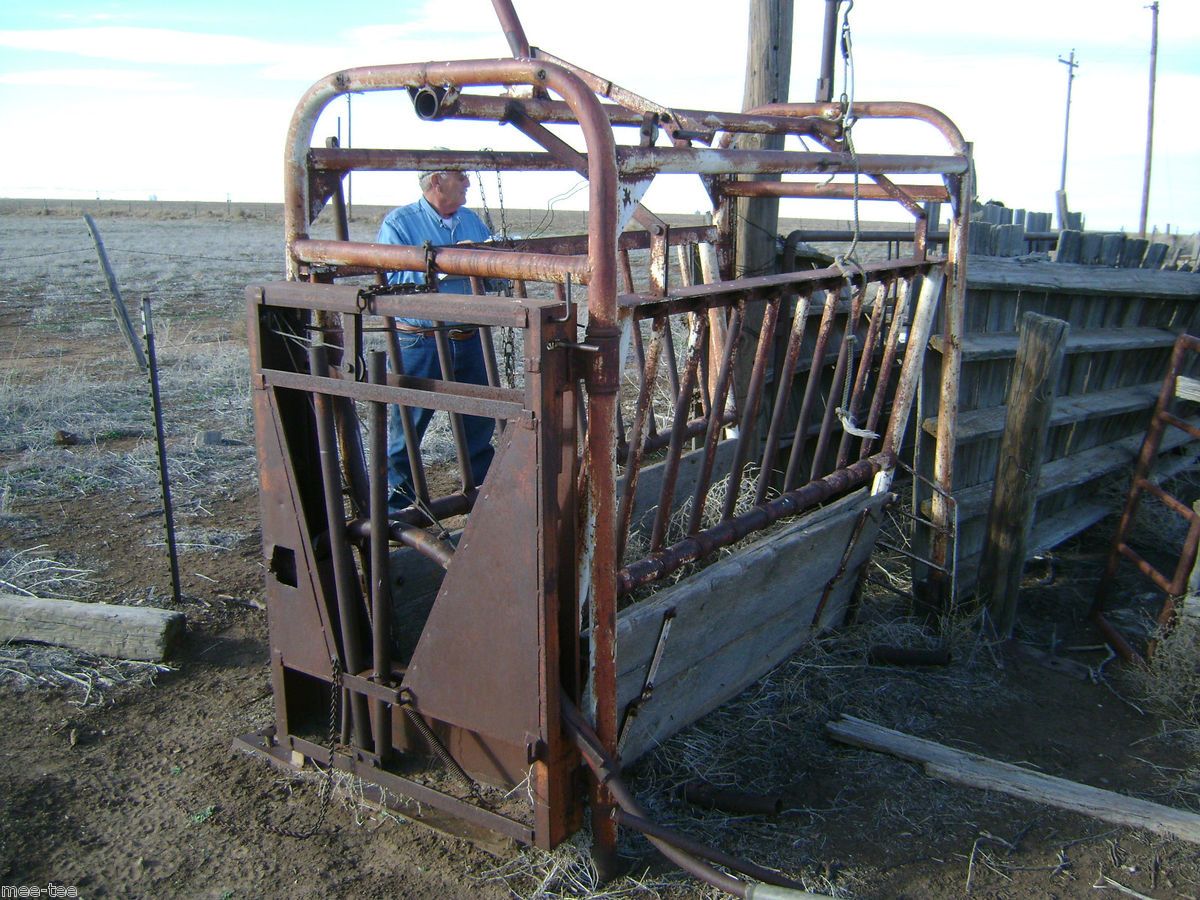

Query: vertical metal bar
<box><xmin>859</xmin><ymin>275</ymin><xmax>913</xmax><ymax>459</ymax></box>
<box><xmin>836</xmin><ymin>281</ymin><xmax>888</xmax><ymax>468</ymax></box>
<box><xmin>310</xmin><ymin>342</ymin><xmax>372</xmax><ymax>751</ymax></box>
<box><xmin>755</xmin><ymin>289</ymin><xmax>813</xmax><ymax>504</ymax></box>
<box><xmin>686</xmin><ymin>304</ymin><xmax>744</xmax><ymax>535</ymax></box>
<box><xmin>616</xmin><ymin>317</ymin><xmax>666</xmax><ymax>560</ymax></box>
<box><xmin>722</xmin><ymin>296</ymin><xmax>781</xmax><ymax>520</ymax></box>
<box><xmin>650</xmin><ymin>315</ymin><xmax>706</xmax><ymax>551</ymax></box>
<box><xmin>140</xmin><ymin>298</ymin><xmax>182</xmax><ymax>605</ymax></box>
<box><xmin>810</xmin><ymin>280</ymin><xmax>868</xmax><ymax>481</ymax></box>
<box><xmin>470</xmin><ymin>276</ymin><xmax>506</xmax><ymax>435</ymax></box>
<box><xmin>929</xmin><ymin>158</ymin><xmax>972</xmax><ymax>589</ymax></box>
<box><xmin>661</xmin><ymin>316</ymin><xmax>681</xmax><ymax>401</ymax></box>
<box><xmin>382</xmin><ymin>316</ymin><xmax>431</xmax><ymax>507</ymax></box>
<box><xmin>432</xmin><ymin>326</ymin><xmax>476</xmax><ymax>494</ymax></box>
<box><xmin>619</xmin><ymin>248</ymin><xmax>636</xmax><ymax>294</ymax></box>
<box><xmin>629</xmin><ymin>320</ymin><xmax>658</xmax><ymax>440</ymax></box>
<box><xmin>782</xmin><ymin>288</ymin><xmax>840</xmax><ymax>493</ymax></box>
<box><xmin>881</xmin><ymin>268</ymin><xmax>945</xmax><ymax>460</ymax></box>
<box><xmin>368</xmin><ymin>350</ymin><xmax>392</xmax><ymax>763</ymax></box>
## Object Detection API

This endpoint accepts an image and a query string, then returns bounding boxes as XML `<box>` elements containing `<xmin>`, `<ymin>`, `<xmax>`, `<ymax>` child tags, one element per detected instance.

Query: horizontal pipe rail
<box><xmin>293</xmin><ymin>238</ymin><xmax>590</xmax><ymax>284</ymax></box>
<box><xmin>261</xmin><ymin>369</ymin><xmax>529</xmax><ymax>422</ymax></box>
<box><xmin>616</xmin><ymin>147</ymin><xmax>968</xmax><ymax>177</ymax></box>
<box><xmin>438</xmin><ymin>91</ymin><xmax>843</xmax><ymax>138</ymax></box>
<box><xmin>721</xmin><ymin>182</ymin><xmax>950</xmax><ymax>202</ymax></box>
<box><xmin>618</xmin><ymin>454</ymin><xmax>889</xmax><ymax>593</ymax></box>
<box><xmin>253</xmin><ymin>281</ymin><xmax>535</xmax><ymax>326</ymax></box>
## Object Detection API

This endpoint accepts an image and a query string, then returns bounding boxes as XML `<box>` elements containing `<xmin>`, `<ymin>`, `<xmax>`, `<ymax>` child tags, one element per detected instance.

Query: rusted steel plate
<box><xmin>402</xmin><ymin>423</ymin><xmax>544</xmax><ymax>747</ymax></box>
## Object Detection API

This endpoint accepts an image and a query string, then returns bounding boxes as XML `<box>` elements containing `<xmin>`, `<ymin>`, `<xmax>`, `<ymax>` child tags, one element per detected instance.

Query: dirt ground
<box><xmin>2</xmin><ymin>200</ymin><xmax>1200</xmax><ymax>899</ymax></box>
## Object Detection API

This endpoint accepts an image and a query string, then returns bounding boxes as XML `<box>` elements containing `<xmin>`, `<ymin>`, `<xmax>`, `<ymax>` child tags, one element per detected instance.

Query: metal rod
<box><xmin>687</xmin><ymin>304</ymin><xmax>744</xmax><ymax>535</ymax></box>
<box><xmin>140</xmin><ymin>298</ymin><xmax>182</xmax><ymax>606</ymax></box>
<box><xmin>617</xmin><ymin>317</ymin><xmax>667</xmax><ymax>561</ymax></box>
<box><xmin>623</xmin><ymin>454</ymin><xmax>887</xmax><ymax>592</ymax></box>
<box><xmin>368</xmin><ymin>350</ymin><xmax>392</xmax><ymax>762</ymax></box>
<box><xmin>723</xmin><ymin>297</ymin><xmax>782</xmax><ymax>520</ymax></box>
<box><xmin>383</xmin><ymin>316</ymin><xmax>431</xmax><ymax>507</ymax></box>
<box><xmin>783</xmin><ymin>288</ymin><xmax>840</xmax><ymax>492</ymax></box>
<box><xmin>310</xmin><ymin>342</ymin><xmax>372</xmax><ymax>750</ymax></box>
<box><xmin>755</xmin><ymin>289</ymin><xmax>813</xmax><ymax>504</ymax></box>
<box><xmin>650</xmin><ymin>315</ymin><xmax>707</xmax><ymax>551</ymax></box>
<box><xmin>431</xmin><ymin>325</ymin><xmax>476</xmax><ymax>494</ymax></box>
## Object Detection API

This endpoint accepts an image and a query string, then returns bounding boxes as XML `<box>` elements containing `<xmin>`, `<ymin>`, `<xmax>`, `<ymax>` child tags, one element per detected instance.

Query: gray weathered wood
<box><xmin>1055</xmin><ymin>229</ymin><xmax>1083</xmax><ymax>263</ymax></box>
<box><xmin>926</xmin><ymin>415</ymin><xmax>1200</xmax><ymax>522</ymax></box>
<box><xmin>977</xmin><ymin>313</ymin><xmax>1069</xmax><ymax>636</ymax></box>
<box><xmin>925</xmin><ymin>380</ymin><xmax>1160</xmax><ymax>444</ymax></box>
<box><xmin>82</xmin><ymin>214</ymin><xmax>148</xmax><ymax>371</ymax></box>
<box><xmin>827</xmin><ymin>715</ymin><xmax>1200</xmax><ymax>845</ymax></box>
<box><xmin>970</xmin><ymin>255</ymin><xmax>1200</xmax><ymax>298</ymax></box>
<box><xmin>0</xmin><ymin>592</ymin><xmax>184</xmax><ymax>661</ymax></box>
<box><xmin>1143</xmin><ymin>242</ymin><xmax>1169</xmax><ymax>270</ymax></box>
<box><xmin>616</xmin><ymin>488</ymin><xmax>887</xmax><ymax>763</ymax></box>
<box><xmin>1120</xmin><ymin>238</ymin><xmax>1149</xmax><ymax>268</ymax></box>
<box><xmin>1099</xmin><ymin>233</ymin><xmax>1126</xmax><ymax>266</ymax></box>
<box><xmin>931</xmin><ymin>326</ymin><xmax>1176</xmax><ymax>362</ymax></box>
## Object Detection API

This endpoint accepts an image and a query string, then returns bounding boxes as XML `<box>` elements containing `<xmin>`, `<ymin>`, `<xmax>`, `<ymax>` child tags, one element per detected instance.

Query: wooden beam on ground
<box><xmin>827</xmin><ymin>715</ymin><xmax>1200</xmax><ymax>845</ymax></box>
<box><xmin>0</xmin><ymin>592</ymin><xmax>184</xmax><ymax>661</ymax></box>
<box><xmin>978</xmin><ymin>312</ymin><xmax>1070</xmax><ymax>636</ymax></box>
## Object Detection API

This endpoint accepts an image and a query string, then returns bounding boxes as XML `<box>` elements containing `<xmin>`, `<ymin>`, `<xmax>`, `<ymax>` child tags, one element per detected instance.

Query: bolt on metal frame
<box><xmin>236</xmin><ymin>21</ymin><xmax>973</xmax><ymax>876</ymax></box>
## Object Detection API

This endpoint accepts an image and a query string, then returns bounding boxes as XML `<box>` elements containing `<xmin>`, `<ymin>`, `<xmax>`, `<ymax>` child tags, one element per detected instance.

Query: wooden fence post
<box><xmin>977</xmin><ymin>312</ymin><xmax>1070</xmax><ymax>636</ymax></box>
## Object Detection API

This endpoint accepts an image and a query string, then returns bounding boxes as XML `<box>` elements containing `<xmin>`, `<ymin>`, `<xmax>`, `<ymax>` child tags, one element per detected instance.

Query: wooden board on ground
<box><xmin>827</xmin><ymin>714</ymin><xmax>1200</xmax><ymax>845</ymax></box>
<box><xmin>0</xmin><ymin>592</ymin><xmax>184</xmax><ymax>661</ymax></box>
<box><xmin>616</xmin><ymin>487</ymin><xmax>889</xmax><ymax>764</ymax></box>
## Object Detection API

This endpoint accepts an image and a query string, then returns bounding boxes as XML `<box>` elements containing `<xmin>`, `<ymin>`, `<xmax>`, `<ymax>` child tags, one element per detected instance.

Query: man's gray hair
<box><xmin>417</xmin><ymin>170</ymin><xmax>444</xmax><ymax>192</ymax></box>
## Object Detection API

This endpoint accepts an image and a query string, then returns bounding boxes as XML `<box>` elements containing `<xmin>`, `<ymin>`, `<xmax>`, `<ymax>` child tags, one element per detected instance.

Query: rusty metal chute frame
<box><xmin>237</xmin><ymin>48</ymin><xmax>972</xmax><ymax>861</ymax></box>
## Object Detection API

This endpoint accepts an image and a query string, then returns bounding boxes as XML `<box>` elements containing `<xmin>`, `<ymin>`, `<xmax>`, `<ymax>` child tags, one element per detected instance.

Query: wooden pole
<box><xmin>732</xmin><ymin>0</ymin><xmax>793</xmax><ymax>434</ymax></box>
<box><xmin>83</xmin><ymin>214</ymin><xmax>148</xmax><ymax>371</ymax></box>
<box><xmin>977</xmin><ymin>312</ymin><xmax>1070</xmax><ymax>636</ymax></box>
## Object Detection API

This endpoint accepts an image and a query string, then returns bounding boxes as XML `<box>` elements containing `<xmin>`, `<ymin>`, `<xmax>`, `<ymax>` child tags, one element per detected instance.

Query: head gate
<box><xmin>238</xmin><ymin>0</ymin><xmax>973</xmax><ymax>885</ymax></box>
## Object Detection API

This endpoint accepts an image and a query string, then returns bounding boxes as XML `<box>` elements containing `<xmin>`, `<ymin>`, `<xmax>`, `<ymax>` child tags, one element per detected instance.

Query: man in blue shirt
<box><xmin>376</xmin><ymin>168</ymin><xmax>496</xmax><ymax>514</ymax></box>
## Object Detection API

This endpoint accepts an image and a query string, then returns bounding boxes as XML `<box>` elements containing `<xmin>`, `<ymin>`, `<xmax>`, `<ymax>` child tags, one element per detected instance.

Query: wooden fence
<box><xmin>915</xmin><ymin>255</ymin><xmax>1200</xmax><ymax>596</ymax></box>
<box><xmin>966</xmin><ymin>201</ymin><xmax>1199</xmax><ymax>272</ymax></box>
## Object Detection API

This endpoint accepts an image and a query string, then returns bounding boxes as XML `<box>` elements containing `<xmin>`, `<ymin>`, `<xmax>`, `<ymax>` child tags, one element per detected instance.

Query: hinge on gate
<box><xmin>577</xmin><ymin>327</ymin><xmax>621</xmax><ymax>395</ymax></box>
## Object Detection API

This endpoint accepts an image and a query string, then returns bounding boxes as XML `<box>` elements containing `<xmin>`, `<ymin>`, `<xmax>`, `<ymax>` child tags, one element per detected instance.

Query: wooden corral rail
<box><xmin>916</xmin><ymin>255</ymin><xmax>1200</xmax><ymax>594</ymax></box>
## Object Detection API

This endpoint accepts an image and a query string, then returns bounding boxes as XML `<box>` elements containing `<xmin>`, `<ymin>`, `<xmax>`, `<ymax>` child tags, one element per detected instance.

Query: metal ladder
<box><xmin>1092</xmin><ymin>333</ymin><xmax>1200</xmax><ymax>664</ymax></box>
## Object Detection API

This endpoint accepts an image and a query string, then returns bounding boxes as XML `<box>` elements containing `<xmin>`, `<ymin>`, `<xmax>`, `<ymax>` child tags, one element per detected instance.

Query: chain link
<box><xmin>474</xmin><ymin>149</ymin><xmax>520</xmax><ymax>388</ymax></box>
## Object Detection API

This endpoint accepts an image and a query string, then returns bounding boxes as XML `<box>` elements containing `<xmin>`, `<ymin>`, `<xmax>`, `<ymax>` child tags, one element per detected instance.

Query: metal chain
<box><xmin>260</xmin><ymin>656</ymin><xmax>341</xmax><ymax>839</ymax></box>
<box><xmin>474</xmin><ymin>149</ymin><xmax>519</xmax><ymax>388</ymax></box>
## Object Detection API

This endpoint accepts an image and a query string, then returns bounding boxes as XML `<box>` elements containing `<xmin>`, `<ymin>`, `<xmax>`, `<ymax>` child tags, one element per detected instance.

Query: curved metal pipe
<box><xmin>409</xmin><ymin>85</ymin><xmax>447</xmax><ymax>120</ymax></box>
<box><xmin>346</xmin><ymin>518</ymin><xmax>456</xmax><ymax>569</ymax></box>
<box><xmin>559</xmin><ymin>699</ymin><xmax>748</xmax><ymax>898</ymax></box>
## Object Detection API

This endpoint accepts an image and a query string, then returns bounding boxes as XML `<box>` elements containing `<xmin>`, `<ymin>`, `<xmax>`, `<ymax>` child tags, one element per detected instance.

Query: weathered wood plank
<box><xmin>924</xmin><ymin>380</ymin><xmax>1161</xmax><ymax>444</ymax></box>
<box><xmin>827</xmin><ymin>715</ymin><xmax>1200</xmax><ymax>845</ymax></box>
<box><xmin>930</xmin><ymin>326</ymin><xmax>1177</xmax><ymax>362</ymax></box>
<box><xmin>615</xmin><ymin>488</ymin><xmax>888</xmax><ymax>763</ymax></box>
<box><xmin>928</xmin><ymin>417</ymin><xmax>1200</xmax><ymax>522</ymax></box>
<box><xmin>969</xmin><ymin>255</ymin><xmax>1200</xmax><ymax>298</ymax></box>
<box><xmin>0</xmin><ymin>592</ymin><xmax>184</xmax><ymax>661</ymax></box>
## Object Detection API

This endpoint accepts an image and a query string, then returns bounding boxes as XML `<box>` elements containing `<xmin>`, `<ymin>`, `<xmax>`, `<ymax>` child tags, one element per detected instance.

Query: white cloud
<box><xmin>0</xmin><ymin>67</ymin><xmax>191</xmax><ymax>92</ymax></box>
<box><xmin>0</xmin><ymin>27</ymin><xmax>312</xmax><ymax>67</ymax></box>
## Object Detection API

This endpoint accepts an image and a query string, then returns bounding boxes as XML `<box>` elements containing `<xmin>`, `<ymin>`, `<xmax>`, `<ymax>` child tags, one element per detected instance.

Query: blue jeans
<box><xmin>387</xmin><ymin>332</ymin><xmax>495</xmax><ymax>512</ymax></box>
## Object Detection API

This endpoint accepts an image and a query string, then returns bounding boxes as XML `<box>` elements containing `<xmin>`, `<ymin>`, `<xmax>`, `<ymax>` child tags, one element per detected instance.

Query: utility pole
<box><xmin>1139</xmin><ymin>2</ymin><xmax>1159</xmax><ymax>237</ymax></box>
<box><xmin>1056</xmin><ymin>48</ymin><xmax>1079</xmax><ymax>229</ymax></box>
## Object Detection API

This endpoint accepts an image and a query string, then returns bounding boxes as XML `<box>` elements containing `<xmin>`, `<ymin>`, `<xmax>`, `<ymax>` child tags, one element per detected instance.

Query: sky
<box><xmin>0</xmin><ymin>0</ymin><xmax>1196</xmax><ymax>233</ymax></box>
